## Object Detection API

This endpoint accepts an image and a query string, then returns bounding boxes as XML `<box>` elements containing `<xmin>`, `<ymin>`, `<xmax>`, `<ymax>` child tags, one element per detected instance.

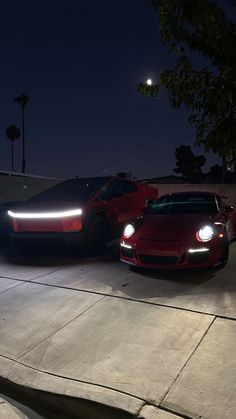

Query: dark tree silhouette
<box><xmin>173</xmin><ymin>145</ymin><xmax>206</xmax><ymax>182</ymax></box>
<box><xmin>139</xmin><ymin>0</ymin><xmax>236</xmax><ymax>174</ymax></box>
<box><xmin>5</xmin><ymin>124</ymin><xmax>21</xmax><ymax>171</ymax></box>
<box><xmin>14</xmin><ymin>93</ymin><xmax>29</xmax><ymax>173</ymax></box>
<box><xmin>206</xmin><ymin>164</ymin><xmax>223</xmax><ymax>183</ymax></box>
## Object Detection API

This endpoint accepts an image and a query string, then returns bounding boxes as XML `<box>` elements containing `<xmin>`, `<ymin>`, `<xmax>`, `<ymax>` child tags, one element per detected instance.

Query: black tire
<box><xmin>219</xmin><ymin>243</ymin><xmax>229</xmax><ymax>268</ymax></box>
<box><xmin>85</xmin><ymin>216</ymin><xmax>108</xmax><ymax>255</ymax></box>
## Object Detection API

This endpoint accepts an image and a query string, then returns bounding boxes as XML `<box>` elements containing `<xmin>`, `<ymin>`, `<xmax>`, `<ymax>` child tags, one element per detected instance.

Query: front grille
<box><xmin>121</xmin><ymin>247</ymin><xmax>135</xmax><ymax>258</ymax></box>
<box><xmin>187</xmin><ymin>252</ymin><xmax>208</xmax><ymax>264</ymax></box>
<box><xmin>13</xmin><ymin>235</ymin><xmax>65</xmax><ymax>248</ymax></box>
<box><xmin>140</xmin><ymin>254</ymin><xmax>178</xmax><ymax>265</ymax></box>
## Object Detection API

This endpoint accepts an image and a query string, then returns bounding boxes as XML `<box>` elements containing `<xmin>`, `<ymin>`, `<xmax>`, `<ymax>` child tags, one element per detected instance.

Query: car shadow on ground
<box><xmin>1</xmin><ymin>239</ymin><xmax>236</xmax><ymax>309</ymax></box>
<box><xmin>0</xmin><ymin>243</ymin><xmax>95</xmax><ymax>268</ymax></box>
<box><xmin>0</xmin><ymin>239</ymin><xmax>219</xmax><ymax>282</ymax></box>
<box><xmin>96</xmin><ymin>241</ymin><xmax>236</xmax><ymax>308</ymax></box>
<box><xmin>100</xmin><ymin>240</ymin><xmax>217</xmax><ymax>283</ymax></box>
<box><xmin>130</xmin><ymin>264</ymin><xmax>216</xmax><ymax>284</ymax></box>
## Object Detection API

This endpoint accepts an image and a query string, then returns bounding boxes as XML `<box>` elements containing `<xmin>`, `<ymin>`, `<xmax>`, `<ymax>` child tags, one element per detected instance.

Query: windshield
<box><xmin>28</xmin><ymin>177</ymin><xmax>110</xmax><ymax>204</ymax></box>
<box><xmin>149</xmin><ymin>194</ymin><xmax>218</xmax><ymax>215</ymax></box>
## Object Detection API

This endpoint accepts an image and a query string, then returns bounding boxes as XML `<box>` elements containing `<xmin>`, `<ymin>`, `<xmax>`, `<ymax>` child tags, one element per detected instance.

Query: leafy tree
<box><xmin>5</xmin><ymin>124</ymin><xmax>21</xmax><ymax>171</ymax></box>
<box><xmin>206</xmin><ymin>164</ymin><xmax>223</xmax><ymax>182</ymax></box>
<box><xmin>173</xmin><ymin>145</ymin><xmax>206</xmax><ymax>182</ymax></box>
<box><xmin>139</xmin><ymin>0</ymin><xmax>236</xmax><ymax>168</ymax></box>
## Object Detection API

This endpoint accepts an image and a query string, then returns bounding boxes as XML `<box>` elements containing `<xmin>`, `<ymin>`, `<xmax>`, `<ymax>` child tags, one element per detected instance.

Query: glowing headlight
<box><xmin>123</xmin><ymin>224</ymin><xmax>135</xmax><ymax>238</ymax></box>
<box><xmin>196</xmin><ymin>225</ymin><xmax>215</xmax><ymax>242</ymax></box>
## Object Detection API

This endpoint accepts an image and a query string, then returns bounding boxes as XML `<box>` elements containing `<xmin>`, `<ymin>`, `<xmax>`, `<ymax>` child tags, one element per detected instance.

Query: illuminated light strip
<box><xmin>120</xmin><ymin>242</ymin><xmax>133</xmax><ymax>249</ymax></box>
<box><xmin>8</xmin><ymin>208</ymin><xmax>83</xmax><ymax>219</ymax></box>
<box><xmin>188</xmin><ymin>248</ymin><xmax>209</xmax><ymax>253</ymax></box>
<box><xmin>214</xmin><ymin>222</ymin><xmax>224</xmax><ymax>226</ymax></box>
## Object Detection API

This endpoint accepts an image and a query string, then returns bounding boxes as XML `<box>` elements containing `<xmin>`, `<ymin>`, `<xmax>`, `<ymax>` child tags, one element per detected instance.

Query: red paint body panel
<box><xmin>12</xmin><ymin>216</ymin><xmax>82</xmax><ymax>233</ymax></box>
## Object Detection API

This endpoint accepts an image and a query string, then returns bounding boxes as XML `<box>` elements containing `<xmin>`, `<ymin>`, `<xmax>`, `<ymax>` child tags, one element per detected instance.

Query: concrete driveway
<box><xmin>0</xmin><ymin>240</ymin><xmax>236</xmax><ymax>419</ymax></box>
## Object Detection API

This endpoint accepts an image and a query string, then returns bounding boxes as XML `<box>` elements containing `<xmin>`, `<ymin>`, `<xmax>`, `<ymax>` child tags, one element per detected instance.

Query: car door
<box><xmin>217</xmin><ymin>197</ymin><xmax>235</xmax><ymax>240</ymax></box>
<box><xmin>119</xmin><ymin>180</ymin><xmax>141</xmax><ymax>221</ymax></box>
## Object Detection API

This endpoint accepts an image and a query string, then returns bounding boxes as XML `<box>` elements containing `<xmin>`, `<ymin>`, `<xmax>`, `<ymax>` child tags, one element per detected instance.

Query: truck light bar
<box><xmin>8</xmin><ymin>208</ymin><xmax>83</xmax><ymax>219</ymax></box>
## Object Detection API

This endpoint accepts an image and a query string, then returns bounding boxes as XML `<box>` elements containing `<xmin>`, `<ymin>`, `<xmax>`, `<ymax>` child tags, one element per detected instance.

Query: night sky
<box><xmin>1</xmin><ymin>0</ymin><xmax>222</xmax><ymax>180</ymax></box>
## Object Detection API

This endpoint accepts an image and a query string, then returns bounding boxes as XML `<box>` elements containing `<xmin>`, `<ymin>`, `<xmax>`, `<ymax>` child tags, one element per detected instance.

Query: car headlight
<box><xmin>123</xmin><ymin>223</ymin><xmax>135</xmax><ymax>238</ymax></box>
<box><xmin>196</xmin><ymin>225</ymin><xmax>215</xmax><ymax>242</ymax></box>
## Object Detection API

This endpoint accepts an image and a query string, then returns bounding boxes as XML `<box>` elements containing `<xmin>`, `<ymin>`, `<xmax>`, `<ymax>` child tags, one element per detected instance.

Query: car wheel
<box><xmin>220</xmin><ymin>243</ymin><xmax>229</xmax><ymax>267</ymax></box>
<box><xmin>217</xmin><ymin>243</ymin><xmax>229</xmax><ymax>269</ymax></box>
<box><xmin>85</xmin><ymin>216</ymin><xmax>108</xmax><ymax>255</ymax></box>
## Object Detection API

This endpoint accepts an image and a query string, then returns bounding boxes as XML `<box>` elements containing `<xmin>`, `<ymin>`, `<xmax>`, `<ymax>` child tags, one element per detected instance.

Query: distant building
<box><xmin>117</xmin><ymin>172</ymin><xmax>132</xmax><ymax>179</ymax></box>
<box><xmin>141</xmin><ymin>175</ymin><xmax>188</xmax><ymax>184</ymax></box>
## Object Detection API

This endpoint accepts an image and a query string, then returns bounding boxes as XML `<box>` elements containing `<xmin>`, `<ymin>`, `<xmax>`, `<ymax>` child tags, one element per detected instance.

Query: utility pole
<box><xmin>14</xmin><ymin>94</ymin><xmax>29</xmax><ymax>173</ymax></box>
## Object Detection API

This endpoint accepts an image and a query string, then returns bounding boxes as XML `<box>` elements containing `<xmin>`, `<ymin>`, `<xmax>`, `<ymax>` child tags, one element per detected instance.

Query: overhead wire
<box><xmin>84</xmin><ymin>116</ymin><xmax>188</xmax><ymax>176</ymax></box>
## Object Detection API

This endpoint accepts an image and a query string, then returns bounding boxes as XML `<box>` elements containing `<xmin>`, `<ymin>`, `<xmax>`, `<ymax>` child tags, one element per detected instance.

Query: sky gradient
<box><xmin>0</xmin><ymin>0</ymin><xmax>221</xmax><ymax>180</ymax></box>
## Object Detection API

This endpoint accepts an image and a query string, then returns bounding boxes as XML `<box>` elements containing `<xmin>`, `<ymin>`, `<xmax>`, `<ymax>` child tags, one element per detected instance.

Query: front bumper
<box><xmin>10</xmin><ymin>231</ymin><xmax>86</xmax><ymax>248</ymax></box>
<box><xmin>120</xmin><ymin>237</ymin><xmax>223</xmax><ymax>269</ymax></box>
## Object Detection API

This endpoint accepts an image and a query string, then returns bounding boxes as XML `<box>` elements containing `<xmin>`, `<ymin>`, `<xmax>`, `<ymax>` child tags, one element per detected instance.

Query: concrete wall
<box><xmin>1</xmin><ymin>171</ymin><xmax>235</xmax><ymax>208</ymax></box>
<box><xmin>149</xmin><ymin>183</ymin><xmax>236</xmax><ymax>206</ymax></box>
<box><xmin>0</xmin><ymin>171</ymin><xmax>62</xmax><ymax>205</ymax></box>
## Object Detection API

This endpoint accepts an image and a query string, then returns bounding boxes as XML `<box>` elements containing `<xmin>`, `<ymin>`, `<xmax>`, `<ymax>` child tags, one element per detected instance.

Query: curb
<box><xmin>0</xmin><ymin>397</ymin><xmax>28</xmax><ymax>419</ymax></box>
<box><xmin>0</xmin><ymin>355</ymin><xmax>143</xmax><ymax>418</ymax></box>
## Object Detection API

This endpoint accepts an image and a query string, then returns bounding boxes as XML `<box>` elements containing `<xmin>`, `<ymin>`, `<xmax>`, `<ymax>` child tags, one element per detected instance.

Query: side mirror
<box><xmin>145</xmin><ymin>198</ymin><xmax>154</xmax><ymax>207</ymax></box>
<box><xmin>143</xmin><ymin>198</ymin><xmax>154</xmax><ymax>213</ymax></box>
<box><xmin>224</xmin><ymin>205</ymin><xmax>234</xmax><ymax>213</ymax></box>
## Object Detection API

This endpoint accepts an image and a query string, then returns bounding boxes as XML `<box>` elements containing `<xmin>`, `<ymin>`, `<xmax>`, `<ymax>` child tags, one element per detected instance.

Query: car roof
<box><xmin>65</xmin><ymin>176</ymin><xmax>136</xmax><ymax>183</ymax></box>
<box><xmin>163</xmin><ymin>191</ymin><xmax>218</xmax><ymax>197</ymax></box>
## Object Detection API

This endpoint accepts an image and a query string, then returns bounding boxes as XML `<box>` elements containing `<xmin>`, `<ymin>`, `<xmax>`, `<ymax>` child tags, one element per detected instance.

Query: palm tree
<box><xmin>5</xmin><ymin>125</ymin><xmax>21</xmax><ymax>171</ymax></box>
<box><xmin>14</xmin><ymin>93</ymin><xmax>29</xmax><ymax>173</ymax></box>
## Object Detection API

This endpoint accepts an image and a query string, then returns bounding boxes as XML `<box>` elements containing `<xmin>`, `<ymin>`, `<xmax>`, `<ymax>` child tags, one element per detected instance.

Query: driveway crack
<box><xmin>17</xmin><ymin>295</ymin><xmax>105</xmax><ymax>361</ymax></box>
<box><xmin>160</xmin><ymin>315</ymin><xmax>217</xmax><ymax>407</ymax></box>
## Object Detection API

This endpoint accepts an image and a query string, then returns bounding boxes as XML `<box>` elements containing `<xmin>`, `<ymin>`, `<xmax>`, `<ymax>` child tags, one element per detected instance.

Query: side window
<box><xmin>100</xmin><ymin>179</ymin><xmax>137</xmax><ymax>200</ymax></box>
<box><xmin>122</xmin><ymin>181</ymin><xmax>137</xmax><ymax>194</ymax></box>
<box><xmin>100</xmin><ymin>180</ymin><xmax>124</xmax><ymax>200</ymax></box>
<box><xmin>217</xmin><ymin>197</ymin><xmax>225</xmax><ymax>211</ymax></box>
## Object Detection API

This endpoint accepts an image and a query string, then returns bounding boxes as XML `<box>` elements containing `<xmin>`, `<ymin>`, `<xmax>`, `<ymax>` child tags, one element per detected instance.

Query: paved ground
<box><xmin>0</xmin><ymin>396</ymin><xmax>28</xmax><ymax>418</ymax></box>
<box><xmin>0</xmin><ymin>240</ymin><xmax>236</xmax><ymax>419</ymax></box>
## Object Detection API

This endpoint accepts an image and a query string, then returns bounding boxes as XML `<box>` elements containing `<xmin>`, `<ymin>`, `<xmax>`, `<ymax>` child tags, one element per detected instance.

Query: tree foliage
<box><xmin>206</xmin><ymin>164</ymin><xmax>223</xmax><ymax>182</ymax></box>
<box><xmin>139</xmin><ymin>0</ymin><xmax>236</xmax><ymax>158</ymax></box>
<box><xmin>173</xmin><ymin>145</ymin><xmax>206</xmax><ymax>181</ymax></box>
<box><xmin>14</xmin><ymin>93</ymin><xmax>29</xmax><ymax>109</ymax></box>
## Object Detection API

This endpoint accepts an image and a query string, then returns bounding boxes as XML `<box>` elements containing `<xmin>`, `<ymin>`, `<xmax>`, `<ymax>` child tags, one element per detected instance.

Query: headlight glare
<box><xmin>196</xmin><ymin>225</ymin><xmax>215</xmax><ymax>242</ymax></box>
<box><xmin>123</xmin><ymin>224</ymin><xmax>135</xmax><ymax>238</ymax></box>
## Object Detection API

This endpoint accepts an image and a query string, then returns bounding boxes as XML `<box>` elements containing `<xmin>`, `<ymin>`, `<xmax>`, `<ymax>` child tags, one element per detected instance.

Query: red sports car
<box><xmin>120</xmin><ymin>191</ymin><xmax>236</xmax><ymax>269</ymax></box>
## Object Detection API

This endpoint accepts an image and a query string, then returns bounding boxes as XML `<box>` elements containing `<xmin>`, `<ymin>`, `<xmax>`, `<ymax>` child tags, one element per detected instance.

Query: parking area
<box><xmin>0</xmin><ymin>240</ymin><xmax>236</xmax><ymax>419</ymax></box>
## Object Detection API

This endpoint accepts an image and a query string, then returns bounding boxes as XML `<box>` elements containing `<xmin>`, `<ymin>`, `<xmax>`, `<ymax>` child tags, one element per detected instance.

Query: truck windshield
<box><xmin>28</xmin><ymin>177</ymin><xmax>110</xmax><ymax>204</ymax></box>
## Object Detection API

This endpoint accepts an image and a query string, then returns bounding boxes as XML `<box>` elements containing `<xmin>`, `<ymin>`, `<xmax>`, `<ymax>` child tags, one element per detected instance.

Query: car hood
<box><xmin>137</xmin><ymin>214</ymin><xmax>216</xmax><ymax>241</ymax></box>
